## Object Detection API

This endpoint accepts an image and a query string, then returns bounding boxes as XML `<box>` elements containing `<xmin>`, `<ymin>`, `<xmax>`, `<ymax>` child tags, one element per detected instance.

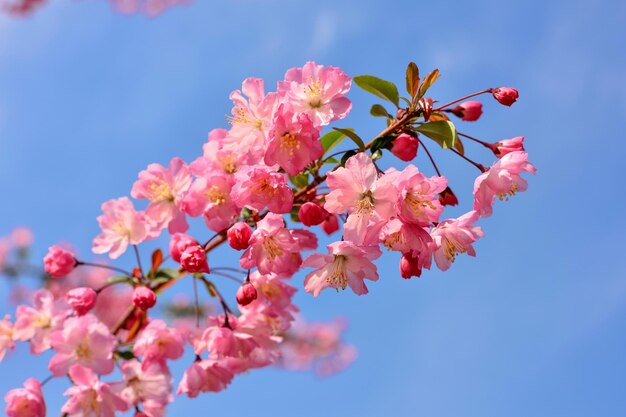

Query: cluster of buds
<box><xmin>0</xmin><ymin>61</ymin><xmax>534</xmax><ymax>417</ymax></box>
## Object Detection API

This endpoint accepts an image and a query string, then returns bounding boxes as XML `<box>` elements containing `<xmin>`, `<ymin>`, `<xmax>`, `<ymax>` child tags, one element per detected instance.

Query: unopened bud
<box><xmin>298</xmin><ymin>202</ymin><xmax>328</xmax><ymax>226</ymax></box>
<box><xmin>399</xmin><ymin>253</ymin><xmax>423</xmax><ymax>279</ymax></box>
<box><xmin>44</xmin><ymin>245</ymin><xmax>76</xmax><ymax>278</ymax></box>
<box><xmin>492</xmin><ymin>87</ymin><xmax>519</xmax><ymax>106</ymax></box>
<box><xmin>390</xmin><ymin>133</ymin><xmax>419</xmax><ymax>162</ymax></box>
<box><xmin>451</xmin><ymin>101</ymin><xmax>483</xmax><ymax>121</ymax></box>
<box><xmin>236</xmin><ymin>282</ymin><xmax>258</xmax><ymax>306</ymax></box>
<box><xmin>227</xmin><ymin>222</ymin><xmax>252</xmax><ymax>250</ymax></box>
<box><xmin>321</xmin><ymin>214</ymin><xmax>340</xmax><ymax>235</ymax></box>
<box><xmin>438</xmin><ymin>186</ymin><xmax>459</xmax><ymax>207</ymax></box>
<box><xmin>66</xmin><ymin>287</ymin><xmax>97</xmax><ymax>315</ymax></box>
<box><xmin>169</xmin><ymin>233</ymin><xmax>197</xmax><ymax>263</ymax></box>
<box><xmin>180</xmin><ymin>245</ymin><xmax>210</xmax><ymax>273</ymax></box>
<box><xmin>132</xmin><ymin>286</ymin><xmax>157</xmax><ymax>310</ymax></box>
<box><xmin>490</xmin><ymin>136</ymin><xmax>525</xmax><ymax>158</ymax></box>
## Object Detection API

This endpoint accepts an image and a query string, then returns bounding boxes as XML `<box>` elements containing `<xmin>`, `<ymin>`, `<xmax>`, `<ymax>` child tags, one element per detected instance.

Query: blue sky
<box><xmin>1</xmin><ymin>0</ymin><xmax>625</xmax><ymax>416</ymax></box>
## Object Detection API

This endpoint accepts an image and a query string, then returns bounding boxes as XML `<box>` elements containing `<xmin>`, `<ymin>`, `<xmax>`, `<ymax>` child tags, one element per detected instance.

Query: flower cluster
<box><xmin>0</xmin><ymin>62</ymin><xmax>534</xmax><ymax>416</ymax></box>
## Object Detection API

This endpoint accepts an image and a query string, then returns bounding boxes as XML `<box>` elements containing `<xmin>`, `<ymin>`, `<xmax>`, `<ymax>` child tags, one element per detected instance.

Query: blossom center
<box><xmin>356</xmin><ymin>191</ymin><xmax>375</xmax><ymax>214</ymax></box>
<box><xmin>279</xmin><ymin>132</ymin><xmax>301</xmax><ymax>156</ymax></box>
<box><xmin>496</xmin><ymin>183</ymin><xmax>518</xmax><ymax>201</ymax></box>
<box><xmin>327</xmin><ymin>255</ymin><xmax>348</xmax><ymax>290</ymax></box>
<box><xmin>443</xmin><ymin>237</ymin><xmax>466</xmax><ymax>262</ymax></box>
<box><xmin>148</xmin><ymin>180</ymin><xmax>174</xmax><ymax>203</ymax></box>
<box><xmin>262</xmin><ymin>237</ymin><xmax>284</xmax><ymax>260</ymax></box>
<box><xmin>205</xmin><ymin>185</ymin><xmax>226</xmax><ymax>205</ymax></box>
<box><xmin>405</xmin><ymin>192</ymin><xmax>435</xmax><ymax>219</ymax></box>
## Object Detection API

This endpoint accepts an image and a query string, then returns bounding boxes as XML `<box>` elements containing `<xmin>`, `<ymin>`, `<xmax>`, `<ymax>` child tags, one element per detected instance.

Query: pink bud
<box><xmin>43</xmin><ymin>245</ymin><xmax>76</xmax><ymax>278</ymax></box>
<box><xmin>451</xmin><ymin>101</ymin><xmax>483</xmax><ymax>121</ymax></box>
<box><xmin>438</xmin><ymin>186</ymin><xmax>459</xmax><ymax>207</ymax></box>
<box><xmin>135</xmin><ymin>413</ymin><xmax>149</xmax><ymax>417</ymax></box>
<box><xmin>298</xmin><ymin>202</ymin><xmax>328</xmax><ymax>226</ymax></box>
<box><xmin>321</xmin><ymin>214</ymin><xmax>339</xmax><ymax>235</ymax></box>
<box><xmin>492</xmin><ymin>87</ymin><xmax>519</xmax><ymax>106</ymax></box>
<box><xmin>491</xmin><ymin>136</ymin><xmax>525</xmax><ymax>158</ymax></box>
<box><xmin>180</xmin><ymin>245</ymin><xmax>210</xmax><ymax>273</ymax></box>
<box><xmin>227</xmin><ymin>222</ymin><xmax>252</xmax><ymax>250</ymax></box>
<box><xmin>390</xmin><ymin>133</ymin><xmax>418</xmax><ymax>162</ymax></box>
<box><xmin>399</xmin><ymin>253</ymin><xmax>423</xmax><ymax>279</ymax></box>
<box><xmin>236</xmin><ymin>282</ymin><xmax>258</xmax><ymax>306</ymax></box>
<box><xmin>132</xmin><ymin>286</ymin><xmax>157</xmax><ymax>310</ymax></box>
<box><xmin>65</xmin><ymin>287</ymin><xmax>97</xmax><ymax>316</ymax></box>
<box><xmin>169</xmin><ymin>233</ymin><xmax>197</xmax><ymax>263</ymax></box>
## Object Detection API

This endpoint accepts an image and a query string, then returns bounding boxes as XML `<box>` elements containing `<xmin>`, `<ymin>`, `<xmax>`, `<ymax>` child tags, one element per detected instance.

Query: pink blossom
<box><xmin>396</xmin><ymin>164</ymin><xmax>447</xmax><ymax>225</ymax></box>
<box><xmin>399</xmin><ymin>252</ymin><xmax>430</xmax><ymax>279</ymax></box>
<box><xmin>131</xmin><ymin>157</ymin><xmax>192</xmax><ymax>234</ymax></box>
<box><xmin>431</xmin><ymin>211</ymin><xmax>484</xmax><ymax>271</ymax></box>
<box><xmin>193</xmin><ymin>315</ymin><xmax>259</xmax><ymax>358</ymax></box>
<box><xmin>168</xmin><ymin>233</ymin><xmax>196</xmax><ymax>263</ymax></box>
<box><xmin>10</xmin><ymin>227</ymin><xmax>33</xmax><ymax>248</ymax></box>
<box><xmin>120</xmin><ymin>360</ymin><xmax>172</xmax><ymax>411</ymax></box>
<box><xmin>236</xmin><ymin>282</ymin><xmax>258</xmax><ymax>306</ymax></box>
<box><xmin>298</xmin><ymin>202</ymin><xmax>328</xmax><ymax>226</ymax></box>
<box><xmin>44</xmin><ymin>245</ymin><xmax>76</xmax><ymax>278</ymax></box>
<box><xmin>438</xmin><ymin>186</ymin><xmax>458</xmax><ymax>207</ymax></box>
<box><xmin>492</xmin><ymin>87</ymin><xmax>519</xmax><ymax>106</ymax></box>
<box><xmin>61</xmin><ymin>365</ymin><xmax>128</xmax><ymax>417</ymax></box>
<box><xmin>14</xmin><ymin>289</ymin><xmax>68</xmax><ymax>354</ymax></box>
<box><xmin>4</xmin><ymin>378</ymin><xmax>45</xmax><ymax>417</ymax></box>
<box><xmin>180</xmin><ymin>245</ymin><xmax>210</xmax><ymax>273</ymax></box>
<box><xmin>177</xmin><ymin>360</ymin><xmax>233</xmax><ymax>397</ymax></box>
<box><xmin>227</xmin><ymin>222</ymin><xmax>252</xmax><ymax>250</ymax></box>
<box><xmin>133</xmin><ymin>320</ymin><xmax>185</xmax><ymax>366</ymax></box>
<box><xmin>473</xmin><ymin>151</ymin><xmax>536</xmax><ymax>217</ymax></box>
<box><xmin>66</xmin><ymin>288</ymin><xmax>97</xmax><ymax>316</ymax></box>
<box><xmin>451</xmin><ymin>101</ymin><xmax>483</xmax><ymax>121</ymax></box>
<box><xmin>240</xmin><ymin>214</ymin><xmax>301</xmax><ymax>276</ymax></box>
<box><xmin>279</xmin><ymin>61</ymin><xmax>352</xmax><ymax>126</ymax></box>
<box><xmin>303</xmin><ymin>241</ymin><xmax>382</xmax><ymax>296</ymax></box>
<box><xmin>181</xmin><ymin>172</ymin><xmax>238</xmax><ymax>232</ymax></box>
<box><xmin>390</xmin><ymin>133</ymin><xmax>419</xmax><ymax>161</ymax></box>
<box><xmin>48</xmin><ymin>315</ymin><xmax>116</xmax><ymax>376</ymax></box>
<box><xmin>264</xmin><ymin>105</ymin><xmax>323</xmax><ymax>175</ymax></box>
<box><xmin>92</xmin><ymin>197</ymin><xmax>154</xmax><ymax>259</ymax></box>
<box><xmin>321</xmin><ymin>214</ymin><xmax>339</xmax><ymax>235</ymax></box>
<box><xmin>189</xmin><ymin>129</ymin><xmax>247</xmax><ymax>176</ymax></box>
<box><xmin>132</xmin><ymin>287</ymin><xmax>157</xmax><ymax>310</ymax></box>
<box><xmin>491</xmin><ymin>136</ymin><xmax>525</xmax><ymax>158</ymax></box>
<box><xmin>0</xmin><ymin>315</ymin><xmax>14</xmax><ymax>362</ymax></box>
<box><xmin>232</xmin><ymin>165</ymin><xmax>293</xmax><ymax>214</ymax></box>
<box><xmin>379</xmin><ymin>218</ymin><xmax>433</xmax><ymax>259</ymax></box>
<box><xmin>324</xmin><ymin>153</ymin><xmax>398</xmax><ymax>244</ymax></box>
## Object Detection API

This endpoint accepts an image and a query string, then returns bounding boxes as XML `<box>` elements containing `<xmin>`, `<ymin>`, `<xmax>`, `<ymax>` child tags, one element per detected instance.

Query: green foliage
<box><xmin>353</xmin><ymin>75</ymin><xmax>400</xmax><ymax>107</ymax></box>
<box><xmin>416</xmin><ymin>121</ymin><xmax>457</xmax><ymax>149</ymax></box>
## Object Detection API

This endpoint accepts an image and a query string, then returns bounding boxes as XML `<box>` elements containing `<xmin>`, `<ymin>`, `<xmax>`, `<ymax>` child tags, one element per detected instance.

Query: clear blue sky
<box><xmin>1</xmin><ymin>1</ymin><xmax>625</xmax><ymax>416</ymax></box>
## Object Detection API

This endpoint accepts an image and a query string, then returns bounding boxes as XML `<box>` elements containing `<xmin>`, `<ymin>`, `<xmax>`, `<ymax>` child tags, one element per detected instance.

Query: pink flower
<box><xmin>438</xmin><ymin>186</ymin><xmax>458</xmax><ymax>207</ymax></box>
<box><xmin>177</xmin><ymin>360</ymin><xmax>233</xmax><ymax>397</ymax></box>
<box><xmin>236</xmin><ymin>282</ymin><xmax>258</xmax><ymax>306</ymax></box>
<box><xmin>324</xmin><ymin>153</ymin><xmax>398</xmax><ymax>244</ymax></box>
<box><xmin>264</xmin><ymin>105</ymin><xmax>323</xmax><ymax>175</ymax></box>
<box><xmin>473</xmin><ymin>151</ymin><xmax>536</xmax><ymax>217</ymax></box>
<box><xmin>303</xmin><ymin>241</ymin><xmax>382</xmax><ymax>296</ymax></box>
<box><xmin>92</xmin><ymin>197</ymin><xmax>154</xmax><ymax>259</ymax></box>
<box><xmin>193</xmin><ymin>315</ymin><xmax>259</xmax><ymax>358</ymax></box>
<box><xmin>232</xmin><ymin>165</ymin><xmax>294</xmax><ymax>214</ymax></box>
<box><xmin>490</xmin><ymin>136</ymin><xmax>525</xmax><ymax>158</ymax></box>
<box><xmin>279</xmin><ymin>61</ymin><xmax>352</xmax><ymax>126</ymax></box>
<box><xmin>48</xmin><ymin>315</ymin><xmax>116</xmax><ymax>376</ymax></box>
<box><xmin>133</xmin><ymin>320</ymin><xmax>185</xmax><ymax>366</ymax></box>
<box><xmin>131</xmin><ymin>157</ymin><xmax>192</xmax><ymax>234</ymax></box>
<box><xmin>43</xmin><ymin>245</ymin><xmax>76</xmax><ymax>278</ymax></box>
<box><xmin>132</xmin><ymin>287</ymin><xmax>157</xmax><ymax>310</ymax></box>
<box><xmin>0</xmin><ymin>315</ymin><xmax>14</xmax><ymax>362</ymax></box>
<box><xmin>180</xmin><ymin>245</ymin><xmax>210</xmax><ymax>273</ymax></box>
<box><xmin>431</xmin><ymin>211</ymin><xmax>484</xmax><ymax>271</ymax></box>
<box><xmin>390</xmin><ymin>133</ymin><xmax>419</xmax><ymax>161</ymax></box>
<box><xmin>11</xmin><ymin>227</ymin><xmax>33</xmax><ymax>248</ymax></box>
<box><xmin>4</xmin><ymin>378</ymin><xmax>45</xmax><ymax>417</ymax></box>
<box><xmin>182</xmin><ymin>171</ymin><xmax>238</xmax><ymax>232</ymax></box>
<box><xmin>492</xmin><ymin>87</ymin><xmax>519</xmax><ymax>106</ymax></box>
<box><xmin>451</xmin><ymin>101</ymin><xmax>483</xmax><ymax>121</ymax></box>
<box><xmin>379</xmin><ymin>218</ymin><xmax>433</xmax><ymax>259</ymax></box>
<box><xmin>396</xmin><ymin>165</ymin><xmax>447</xmax><ymax>226</ymax></box>
<box><xmin>189</xmin><ymin>129</ymin><xmax>247</xmax><ymax>176</ymax></box>
<box><xmin>169</xmin><ymin>233</ymin><xmax>197</xmax><ymax>263</ymax></box>
<box><xmin>66</xmin><ymin>288</ymin><xmax>97</xmax><ymax>316</ymax></box>
<box><xmin>14</xmin><ymin>289</ymin><xmax>68</xmax><ymax>354</ymax></box>
<box><xmin>298</xmin><ymin>202</ymin><xmax>328</xmax><ymax>226</ymax></box>
<box><xmin>240</xmin><ymin>214</ymin><xmax>301</xmax><ymax>276</ymax></box>
<box><xmin>227</xmin><ymin>222</ymin><xmax>252</xmax><ymax>250</ymax></box>
<box><xmin>321</xmin><ymin>214</ymin><xmax>339</xmax><ymax>235</ymax></box>
<box><xmin>61</xmin><ymin>365</ymin><xmax>128</xmax><ymax>417</ymax></box>
<box><xmin>120</xmin><ymin>360</ymin><xmax>172</xmax><ymax>411</ymax></box>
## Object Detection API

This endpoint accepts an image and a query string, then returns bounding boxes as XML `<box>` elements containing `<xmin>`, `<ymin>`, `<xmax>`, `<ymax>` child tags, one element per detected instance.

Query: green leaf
<box><xmin>416</xmin><ymin>121</ymin><xmax>457</xmax><ymax>149</ymax></box>
<box><xmin>453</xmin><ymin>136</ymin><xmax>465</xmax><ymax>155</ymax></box>
<box><xmin>418</xmin><ymin>69</ymin><xmax>440</xmax><ymax>99</ymax></box>
<box><xmin>371</xmin><ymin>149</ymin><xmax>383</xmax><ymax>160</ymax></box>
<box><xmin>353</xmin><ymin>75</ymin><xmax>400</xmax><ymax>107</ymax></box>
<box><xmin>116</xmin><ymin>350</ymin><xmax>136</xmax><ymax>360</ymax></box>
<box><xmin>405</xmin><ymin>62</ymin><xmax>420</xmax><ymax>99</ymax></box>
<box><xmin>370</xmin><ymin>104</ymin><xmax>390</xmax><ymax>118</ymax></box>
<box><xmin>154</xmin><ymin>268</ymin><xmax>179</xmax><ymax>280</ymax></box>
<box><xmin>320</xmin><ymin>130</ymin><xmax>346</xmax><ymax>154</ymax></box>
<box><xmin>324</xmin><ymin>157</ymin><xmax>339</xmax><ymax>165</ymax></box>
<box><xmin>369</xmin><ymin>135</ymin><xmax>396</xmax><ymax>154</ymax></box>
<box><xmin>106</xmin><ymin>275</ymin><xmax>132</xmax><ymax>285</ymax></box>
<box><xmin>333</xmin><ymin>128</ymin><xmax>365</xmax><ymax>151</ymax></box>
<box><xmin>290</xmin><ymin>206</ymin><xmax>301</xmax><ymax>223</ymax></box>
<box><xmin>289</xmin><ymin>173</ymin><xmax>309</xmax><ymax>189</ymax></box>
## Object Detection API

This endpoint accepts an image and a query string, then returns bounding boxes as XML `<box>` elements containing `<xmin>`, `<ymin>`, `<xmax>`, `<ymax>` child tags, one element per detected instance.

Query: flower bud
<box><xmin>321</xmin><ymin>214</ymin><xmax>339</xmax><ymax>235</ymax></box>
<box><xmin>491</xmin><ymin>136</ymin><xmax>525</xmax><ymax>158</ymax></box>
<box><xmin>132</xmin><ymin>286</ymin><xmax>157</xmax><ymax>310</ymax></box>
<box><xmin>438</xmin><ymin>186</ymin><xmax>459</xmax><ymax>207</ymax></box>
<box><xmin>390</xmin><ymin>133</ymin><xmax>419</xmax><ymax>162</ymax></box>
<box><xmin>169</xmin><ymin>233</ymin><xmax>197</xmax><ymax>263</ymax></box>
<box><xmin>399</xmin><ymin>253</ymin><xmax>423</xmax><ymax>279</ymax></box>
<box><xmin>492</xmin><ymin>87</ymin><xmax>519</xmax><ymax>106</ymax></box>
<box><xmin>66</xmin><ymin>287</ymin><xmax>97</xmax><ymax>316</ymax></box>
<box><xmin>180</xmin><ymin>245</ymin><xmax>210</xmax><ymax>273</ymax></box>
<box><xmin>227</xmin><ymin>222</ymin><xmax>252</xmax><ymax>250</ymax></box>
<box><xmin>135</xmin><ymin>413</ymin><xmax>149</xmax><ymax>417</ymax></box>
<box><xmin>43</xmin><ymin>245</ymin><xmax>76</xmax><ymax>278</ymax></box>
<box><xmin>236</xmin><ymin>282</ymin><xmax>258</xmax><ymax>306</ymax></box>
<box><xmin>298</xmin><ymin>202</ymin><xmax>328</xmax><ymax>226</ymax></box>
<box><xmin>451</xmin><ymin>101</ymin><xmax>483</xmax><ymax>121</ymax></box>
